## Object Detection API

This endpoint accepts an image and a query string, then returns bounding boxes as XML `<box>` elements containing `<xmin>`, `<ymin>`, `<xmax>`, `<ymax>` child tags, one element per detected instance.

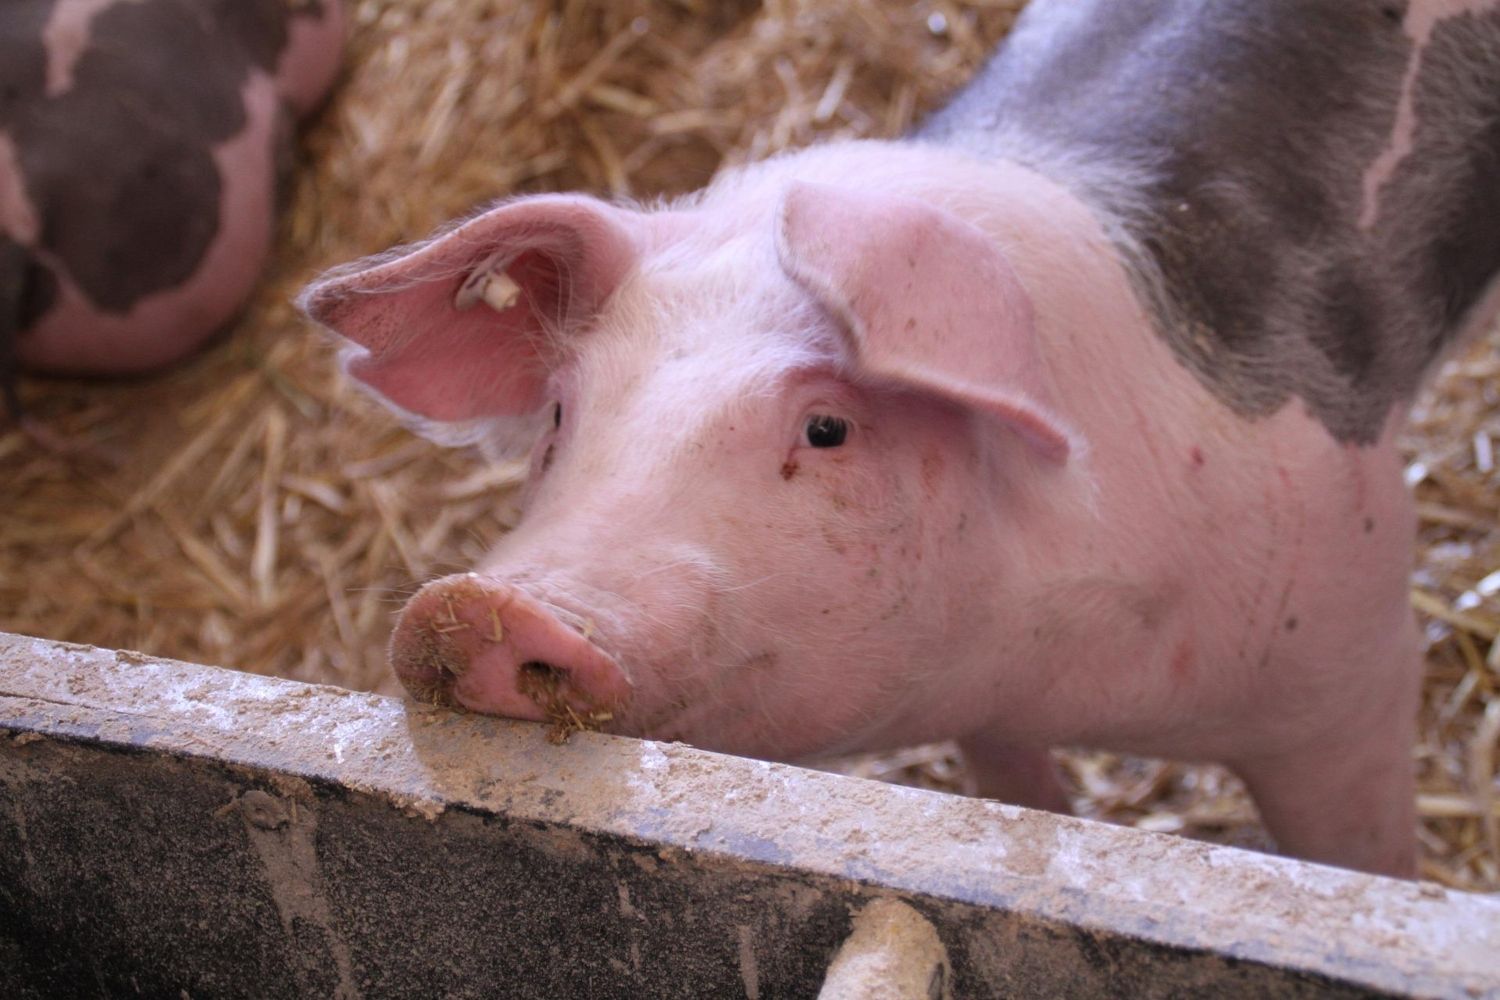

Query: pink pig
<box><xmin>303</xmin><ymin>0</ymin><xmax>1500</xmax><ymax>877</ymax></box>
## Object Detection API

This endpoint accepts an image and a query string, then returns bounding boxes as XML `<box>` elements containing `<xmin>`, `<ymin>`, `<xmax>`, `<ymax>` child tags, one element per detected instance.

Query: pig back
<box><xmin>919</xmin><ymin>0</ymin><xmax>1500</xmax><ymax>446</ymax></box>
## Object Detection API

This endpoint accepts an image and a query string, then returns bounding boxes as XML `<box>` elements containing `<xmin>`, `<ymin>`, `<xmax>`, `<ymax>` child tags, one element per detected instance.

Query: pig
<box><xmin>300</xmin><ymin>0</ymin><xmax>1500</xmax><ymax>877</ymax></box>
<box><xmin>0</xmin><ymin>0</ymin><xmax>345</xmax><ymax>423</ymax></box>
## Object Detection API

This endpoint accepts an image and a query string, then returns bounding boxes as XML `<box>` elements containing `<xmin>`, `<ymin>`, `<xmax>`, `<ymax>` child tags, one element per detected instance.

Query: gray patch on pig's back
<box><xmin>920</xmin><ymin>0</ymin><xmax>1500</xmax><ymax>445</ymax></box>
<box><xmin>0</xmin><ymin>0</ymin><xmax>312</xmax><ymax>320</ymax></box>
<box><xmin>1399</xmin><ymin>15</ymin><xmax>1500</xmax><ymax>333</ymax></box>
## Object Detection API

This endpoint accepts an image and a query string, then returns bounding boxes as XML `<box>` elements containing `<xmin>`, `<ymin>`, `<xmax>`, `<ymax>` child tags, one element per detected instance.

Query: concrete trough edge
<box><xmin>1</xmin><ymin>631</ymin><xmax>1497</xmax><ymax>997</ymax></box>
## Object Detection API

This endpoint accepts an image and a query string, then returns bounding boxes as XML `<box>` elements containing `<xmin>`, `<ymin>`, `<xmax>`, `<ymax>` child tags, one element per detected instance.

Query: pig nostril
<box><xmin>515</xmin><ymin>660</ymin><xmax>616</xmax><ymax>743</ymax></box>
<box><xmin>519</xmin><ymin>660</ymin><xmax>564</xmax><ymax>684</ymax></box>
<box><xmin>517</xmin><ymin>660</ymin><xmax>570</xmax><ymax>710</ymax></box>
<box><xmin>403</xmin><ymin>665</ymin><xmax>459</xmax><ymax>707</ymax></box>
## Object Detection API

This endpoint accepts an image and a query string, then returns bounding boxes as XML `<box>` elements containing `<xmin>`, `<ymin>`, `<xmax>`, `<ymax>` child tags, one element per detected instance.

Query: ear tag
<box><xmin>454</xmin><ymin>254</ymin><xmax>522</xmax><ymax>313</ymax></box>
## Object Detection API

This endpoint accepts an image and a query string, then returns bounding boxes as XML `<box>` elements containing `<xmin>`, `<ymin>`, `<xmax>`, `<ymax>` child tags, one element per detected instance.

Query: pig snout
<box><xmin>390</xmin><ymin>573</ymin><xmax>633</xmax><ymax>727</ymax></box>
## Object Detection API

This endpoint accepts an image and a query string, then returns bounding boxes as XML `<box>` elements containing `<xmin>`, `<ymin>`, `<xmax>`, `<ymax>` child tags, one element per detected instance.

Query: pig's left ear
<box><xmin>775</xmin><ymin>181</ymin><xmax>1073</xmax><ymax>463</ymax></box>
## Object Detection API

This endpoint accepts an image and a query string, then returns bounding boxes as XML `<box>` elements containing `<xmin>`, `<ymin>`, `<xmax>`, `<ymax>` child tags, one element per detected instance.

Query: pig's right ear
<box><xmin>775</xmin><ymin>181</ymin><xmax>1074</xmax><ymax>463</ymax></box>
<box><xmin>298</xmin><ymin>195</ymin><xmax>639</xmax><ymax>446</ymax></box>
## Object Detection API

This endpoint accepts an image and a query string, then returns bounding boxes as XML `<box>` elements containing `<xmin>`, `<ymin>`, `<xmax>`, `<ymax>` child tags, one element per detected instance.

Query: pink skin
<box><xmin>303</xmin><ymin>142</ymin><xmax>1422</xmax><ymax>877</ymax></box>
<box><xmin>6</xmin><ymin>1</ymin><xmax>345</xmax><ymax>375</ymax></box>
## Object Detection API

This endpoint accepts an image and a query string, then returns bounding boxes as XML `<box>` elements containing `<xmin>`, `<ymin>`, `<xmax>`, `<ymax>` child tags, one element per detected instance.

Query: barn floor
<box><xmin>2</xmin><ymin>0</ymin><xmax>1496</xmax><ymax>891</ymax></box>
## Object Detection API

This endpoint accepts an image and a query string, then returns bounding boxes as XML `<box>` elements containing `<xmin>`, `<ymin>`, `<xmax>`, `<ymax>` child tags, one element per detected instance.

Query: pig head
<box><xmin>301</xmin><ymin>172</ymin><xmax>1080</xmax><ymax>760</ymax></box>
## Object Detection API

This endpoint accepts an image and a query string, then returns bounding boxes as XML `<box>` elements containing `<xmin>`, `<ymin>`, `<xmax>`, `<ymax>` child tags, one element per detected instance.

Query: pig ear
<box><xmin>775</xmin><ymin>181</ymin><xmax>1073</xmax><ymax>463</ymax></box>
<box><xmin>299</xmin><ymin>194</ymin><xmax>639</xmax><ymax>430</ymax></box>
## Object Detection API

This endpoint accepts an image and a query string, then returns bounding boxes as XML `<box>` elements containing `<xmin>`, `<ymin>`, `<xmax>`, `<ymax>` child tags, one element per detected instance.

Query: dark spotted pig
<box><xmin>0</xmin><ymin>0</ymin><xmax>344</xmax><ymax>418</ymax></box>
<box><xmin>301</xmin><ymin>0</ymin><xmax>1500</xmax><ymax>876</ymax></box>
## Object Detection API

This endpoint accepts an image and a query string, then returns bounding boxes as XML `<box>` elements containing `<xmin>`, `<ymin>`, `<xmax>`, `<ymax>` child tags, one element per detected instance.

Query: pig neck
<box><xmin>923</xmin><ymin>156</ymin><xmax>1219</xmax><ymax>750</ymax></box>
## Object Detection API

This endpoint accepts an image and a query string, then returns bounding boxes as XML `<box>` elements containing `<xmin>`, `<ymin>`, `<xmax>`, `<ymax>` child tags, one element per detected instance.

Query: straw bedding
<box><xmin>2</xmin><ymin>0</ymin><xmax>1495</xmax><ymax>891</ymax></box>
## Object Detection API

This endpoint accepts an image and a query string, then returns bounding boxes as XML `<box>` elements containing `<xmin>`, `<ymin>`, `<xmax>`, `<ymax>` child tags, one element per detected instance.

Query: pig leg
<box><xmin>1231</xmin><ymin>643</ymin><xmax>1422</xmax><ymax>878</ymax></box>
<box><xmin>958</xmin><ymin>735</ymin><xmax>1074</xmax><ymax>814</ymax></box>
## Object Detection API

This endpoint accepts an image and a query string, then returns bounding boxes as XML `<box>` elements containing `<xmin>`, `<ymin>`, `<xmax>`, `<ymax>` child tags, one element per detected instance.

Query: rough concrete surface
<box><xmin>1</xmin><ymin>632</ymin><xmax>1497</xmax><ymax>998</ymax></box>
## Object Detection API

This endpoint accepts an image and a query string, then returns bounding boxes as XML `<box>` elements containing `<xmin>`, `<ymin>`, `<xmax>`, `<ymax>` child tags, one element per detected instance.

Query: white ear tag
<box><xmin>454</xmin><ymin>255</ymin><xmax>523</xmax><ymax>313</ymax></box>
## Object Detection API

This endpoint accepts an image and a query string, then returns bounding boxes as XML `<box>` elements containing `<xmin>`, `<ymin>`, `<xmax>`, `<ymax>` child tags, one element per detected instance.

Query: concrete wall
<box><xmin>2</xmin><ymin>632</ymin><xmax>1496</xmax><ymax>998</ymax></box>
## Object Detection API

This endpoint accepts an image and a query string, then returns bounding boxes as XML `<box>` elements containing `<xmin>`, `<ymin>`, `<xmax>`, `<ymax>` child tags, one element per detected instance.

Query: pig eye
<box><xmin>804</xmin><ymin>414</ymin><xmax>848</xmax><ymax>448</ymax></box>
<box><xmin>552</xmin><ymin>402</ymin><xmax>562</xmax><ymax>429</ymax></box>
